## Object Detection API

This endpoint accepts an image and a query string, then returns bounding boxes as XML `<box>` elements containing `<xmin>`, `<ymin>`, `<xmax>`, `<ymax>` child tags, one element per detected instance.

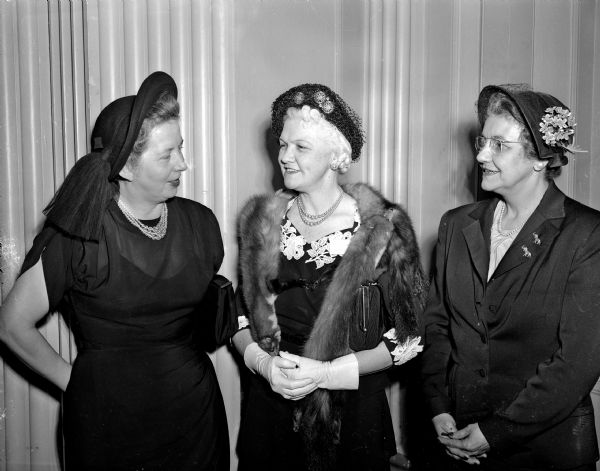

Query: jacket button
<box><xmin>478</xmin><ymin>368</ymin><xmax>486</xmax><ymax>377</ymax></box>
<box><xmin>480</xmin><ymin>334</ymin><xmax>487</xmax><ymax>344</ymax></box>
<box><xmin>489</xmin><ymin>305</ymin><xmax>496</xmax><ymax>312</ymax></box>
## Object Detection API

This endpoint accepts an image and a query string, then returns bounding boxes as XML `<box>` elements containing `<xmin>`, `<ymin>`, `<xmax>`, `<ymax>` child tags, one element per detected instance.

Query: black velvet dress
<box><xmin>22</xmin><ymin>197</ymin><xmax>229</xmax><ymax>471</ymax></box>
<box><xmin>237</xmin><ymin>215</ymin><xmax>397</xmax><ymax>471</ymax></box>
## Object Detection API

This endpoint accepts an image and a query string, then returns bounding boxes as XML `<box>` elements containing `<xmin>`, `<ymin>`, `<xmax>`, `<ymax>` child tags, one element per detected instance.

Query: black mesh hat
<box><xmin>477</xmin><ymin>84</ymin><xmax>577</xmax><ymax>168</ymax></box>
<box><xmin>44</xmin><ymin>71</ymin><xmax>178</xmax><ymax>240</ymax></box>
<box><xmin>271</xmin><ymin>83</ymin><xmax>364</xmax><ymax>161</ymax></box>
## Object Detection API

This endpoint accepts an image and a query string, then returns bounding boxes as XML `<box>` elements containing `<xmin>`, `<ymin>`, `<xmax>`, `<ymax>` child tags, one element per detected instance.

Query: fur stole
<box><xmin>238</xmin><ymin>183</ymin><xmax>426</xmax><ymax>470</ymax></box>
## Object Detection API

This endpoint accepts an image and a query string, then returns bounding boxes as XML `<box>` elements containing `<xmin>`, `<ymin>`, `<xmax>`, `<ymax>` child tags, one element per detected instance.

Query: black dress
<box><xmin>237</xmin><ymin>215</ymin><xmax>396</xmax><ymax>471</ymax></box>
<box><xmin>22</xmin><ymin>197</ymin><xmax>229</xmax><ymax>471</ymax></box>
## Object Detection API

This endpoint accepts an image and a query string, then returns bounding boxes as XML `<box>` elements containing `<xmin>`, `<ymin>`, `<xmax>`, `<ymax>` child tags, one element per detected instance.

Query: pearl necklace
<box><xmin>296</xmin><ymin>189</ymin><xmax>344</xmax><ymax>227</ymax></box>
<box><xmin>117</xmin><ymin>198</ymin><xmax>168</xmax><ymax>240</ymax></box>
<box><xmin>496</xmin><ymin>201</ymin><xmax>524</xmax><ymax>237</ymax></box>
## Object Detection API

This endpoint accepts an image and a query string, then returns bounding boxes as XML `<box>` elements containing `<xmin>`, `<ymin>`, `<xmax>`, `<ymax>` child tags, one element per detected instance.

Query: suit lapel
<box><xmin>491</xmin><ymin>182</ymin><xmax>565</xmax><ymax>279</ymax></box>
<box><xmin>462</xmin><ymin>200</ymin><xmax>496</xmax><ymax>286</ymax></box>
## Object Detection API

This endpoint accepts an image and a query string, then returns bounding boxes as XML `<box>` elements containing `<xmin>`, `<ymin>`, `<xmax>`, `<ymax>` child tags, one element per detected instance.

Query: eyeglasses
<box><xmin>474</xmin><ymin>136</ymin><xmax>522</xmax><ymax>154</ymax></box>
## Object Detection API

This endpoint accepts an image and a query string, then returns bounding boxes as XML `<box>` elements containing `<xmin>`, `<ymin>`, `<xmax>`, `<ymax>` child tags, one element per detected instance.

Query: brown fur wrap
<box><xmin>238</xmin><ymin>183</ymin><xmax>427</xmax><ymax>470</ymax></box>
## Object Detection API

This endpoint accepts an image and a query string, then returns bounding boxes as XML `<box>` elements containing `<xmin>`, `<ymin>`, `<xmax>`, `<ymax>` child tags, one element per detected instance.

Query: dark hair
<box><xmin>483</xmin><ymin>89</ymin><xmax>561</xmax><ymax>180</ymax></box>
<box><xmin>128</xmin><ymin>93</ymin><xmax>180</xmax><ymax>169</ymax></box>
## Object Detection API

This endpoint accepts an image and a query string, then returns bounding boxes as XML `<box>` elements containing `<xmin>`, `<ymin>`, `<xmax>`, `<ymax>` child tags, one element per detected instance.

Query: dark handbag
<box><xmin>197</xmin><ymin>274</ymin><xmax>238</xmax><ymax>351</ymax></box>
<box><xmin>349</xmin><ymin>273</ymin><xmax>393</xmax><ymax>351</ymax></box>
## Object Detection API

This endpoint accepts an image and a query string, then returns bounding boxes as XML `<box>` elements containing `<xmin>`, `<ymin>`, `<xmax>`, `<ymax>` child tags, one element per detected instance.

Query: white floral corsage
<box><xmin>385</xmin><ymin>329</ymin><xmax>423</xmax><ymax>366</ymax></box>
<box><xmin>328</xmin><ymin>231</ymin><xmax>352</xmax><ymax>256</ymax></box>
<box><xmin>539</xmin><ymin>107</ymin><xmax>586</xmax><ymax>154</ymax></box>
<box><xmin>237</xmin><ymin>315</ymin><xmax>249</xmax><ymax>330</ymax></box>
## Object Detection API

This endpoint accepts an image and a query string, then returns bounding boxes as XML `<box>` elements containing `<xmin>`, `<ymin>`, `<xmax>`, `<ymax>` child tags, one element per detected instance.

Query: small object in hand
<box><xmin>390</xmin><ymin>452</ymin><xmax>412</xmax><ymax>470</ymax></box>
<box><xmin>441</xmin><ymin>431</ymin><xmax>454</xmax><ymax>437</ymax></box>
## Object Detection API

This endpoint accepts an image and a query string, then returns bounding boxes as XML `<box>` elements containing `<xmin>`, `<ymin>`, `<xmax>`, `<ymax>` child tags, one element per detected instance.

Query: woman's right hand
<box><xmin>243</xmin><ymin>342</ymin><xmax>317</xmax><ymax>400</ymax></box>
<box><xmin>0</xmin><ymin>259</ymin><xmax>72</xmax><ymax>391</ymax></box>
<box><xmin>268</xmin><ymin>355</ymin><xmax>318</xmax><ymax>400</ymax></box>
<box><xmin>432</xmin><ymin>412</ymin><xmax>457</xmax><ymax>437</ymax></box>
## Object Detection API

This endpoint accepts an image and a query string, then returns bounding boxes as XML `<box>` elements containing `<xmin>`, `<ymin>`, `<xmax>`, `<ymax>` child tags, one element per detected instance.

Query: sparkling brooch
<box><xmin>532</xmin><ymin>232</ymin><xmax>541</xmax><ymax>245</ymax></box>
<box><xmin>321</xmin><ymin>100</ymin><xmax>334</xmax><ymax>113</ymax></box>
<box><xmin>312</xmin><ymin>90</ymin><xmax>335</xmax><ymax>114</ymax></box>
<box><xmin>314</xmin><ymin>91</ymin><xmax>326</xmax><ymax>104</ymax></box>
<box><xmin>521</xmin><ymin>245</ymin><xmax>532</xmax><ymax>258</ymax></box>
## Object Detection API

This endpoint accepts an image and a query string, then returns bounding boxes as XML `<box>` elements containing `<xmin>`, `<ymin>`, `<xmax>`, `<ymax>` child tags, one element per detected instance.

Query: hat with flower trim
<box><xmin>271</xmin><ymin>83</ymin><xmax>364</xmax><ymax>161</ymax></box>
<box><xmin>477</xmin><ymin>84</ymin><xmax>584</xmax><ymax>168</ymax></box>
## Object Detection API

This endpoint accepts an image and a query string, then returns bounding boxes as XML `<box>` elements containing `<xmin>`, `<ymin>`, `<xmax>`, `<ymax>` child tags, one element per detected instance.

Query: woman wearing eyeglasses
<box><xmin>421</xmin><ymin>84</ymin><xmax>600</xmax><ymax>470</ymax></box>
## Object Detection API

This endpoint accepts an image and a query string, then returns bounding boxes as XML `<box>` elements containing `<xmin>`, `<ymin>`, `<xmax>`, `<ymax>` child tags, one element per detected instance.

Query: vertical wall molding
<box><xmin>1</xmin><ymin>1</ymin><xmax>599</xmax><ymax>469</ymax></box>
<box><xmin>366</xmin><ymin>0</ymin><xmax>383</xmax><ymax>190</ymax></box>
<box><xmin>393</xmin><ymin>0</ymin><xmax>411</xmax><ymax>206</ymax></box>
<box><xmin>209</xmin><ymin>2</ymin><xmax>241</xmax><ymax>468</ymax></box>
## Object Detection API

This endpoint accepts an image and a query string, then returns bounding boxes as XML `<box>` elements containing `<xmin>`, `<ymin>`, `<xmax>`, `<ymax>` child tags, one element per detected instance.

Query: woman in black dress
<box><xmin>232</xmin><ymin>83</ymin><xmax>427</xmax><ymax>471</ymax></box>
<box><xmin>0</xmin><ymin>72</ymin><xmax>229</xmax><ymax>470</ymax></box>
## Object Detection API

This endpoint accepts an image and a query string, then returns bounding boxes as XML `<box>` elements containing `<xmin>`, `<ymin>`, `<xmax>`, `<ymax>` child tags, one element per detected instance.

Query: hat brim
<box><xmin>477</xmin><ymin>84</ymin><xmax>568</xmax><ymax>166</ymax></box>
<box><xmin>109</xmin><ymin>71</ymin><xmax>178</xmax><ymax>179</ymax></box>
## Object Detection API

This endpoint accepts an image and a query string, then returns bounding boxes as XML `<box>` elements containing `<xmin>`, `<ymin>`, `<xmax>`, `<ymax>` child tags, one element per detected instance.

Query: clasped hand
<box><xmin>246</xmin><ymin>343</ymin><xmax>359</xmax><ymax>400</ymax></box>
<box><xmin>243</xmin><ymin>342</ymin><xmax>317</xmax><ymax>400</ymax></box>
<box><xmin>264</xmin><ymin>354</ymin><xmax>318</xmax><ymax>401</ymax></box>
<box><xmin>280</xmin><ymin>351</ymin><xmax>359</xmax><ymax>390</ymax></box>
<box><xmin>433</xmin><ymin>413</ymin><xmax>490</xmax><ymax>465</ymax></box>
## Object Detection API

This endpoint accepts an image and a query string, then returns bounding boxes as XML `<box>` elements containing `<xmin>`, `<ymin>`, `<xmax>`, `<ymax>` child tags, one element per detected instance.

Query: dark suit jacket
<box><xmin>422</xmin><ymin>182</ymin><xmax>600</xmax><ymax>469</ymax></box>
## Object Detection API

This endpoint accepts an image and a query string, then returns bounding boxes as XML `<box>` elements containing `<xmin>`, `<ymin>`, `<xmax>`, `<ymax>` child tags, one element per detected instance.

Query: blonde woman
<box><xmin>232</xmin><ymin>83</ymin><xmax>426</xmax><ymax>471</ymax></box>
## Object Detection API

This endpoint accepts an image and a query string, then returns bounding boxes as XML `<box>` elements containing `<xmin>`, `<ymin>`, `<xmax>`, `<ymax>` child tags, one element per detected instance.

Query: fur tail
<box><xmin>238</xmin><ymin>193</ymin><xmax>291</xmax><ymax>354</ymax></box>
<box><xmin>294</xmin><ymin>389</ymin><xmax>345</xmax><ymax>471</ymax></box>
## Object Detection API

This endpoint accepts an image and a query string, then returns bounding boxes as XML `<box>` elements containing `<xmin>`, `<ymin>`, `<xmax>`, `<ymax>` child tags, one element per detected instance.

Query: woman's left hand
<box><xmin>279</xmin><ymin>351</ymin><xmax>359</xmax><ymax>390</ymax></box>
<box><xmin>438</xmin><ymin>423</ymin><xmax>490</xmax><ymax>465</ymax></box>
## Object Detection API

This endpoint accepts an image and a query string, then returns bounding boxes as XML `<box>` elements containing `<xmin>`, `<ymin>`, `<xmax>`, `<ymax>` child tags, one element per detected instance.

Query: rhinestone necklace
<box><xmin>296</xmin><ymin>189</ymin><xmax>344</xmax><ymax>227</ymax></box>
<box><xmin>117</xmin><ymin>198</ymin><xmax>168</xmax><ymax>240</ymax></box>
<box><xmin>496</xmin><ymin>201</ymin><xmax>525</xmax><ymax>237</ymax></box>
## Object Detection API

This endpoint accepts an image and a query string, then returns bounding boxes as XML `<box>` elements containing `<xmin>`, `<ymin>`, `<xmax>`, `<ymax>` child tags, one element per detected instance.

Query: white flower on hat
<box><xmin>539</xmin><ymin>106</ymin><xmax>576</xmax><ymax>147</ymax></box>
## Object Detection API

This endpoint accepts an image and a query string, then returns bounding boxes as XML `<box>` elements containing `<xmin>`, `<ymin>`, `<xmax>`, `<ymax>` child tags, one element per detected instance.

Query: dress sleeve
<box><xmin>20</xmin><ymin>225</ymin><xmax>82</xmax><ymax>312</ymax></box>
<box><xmin>205</xmin><ymin>208</ymin><xmax>224</xmax><ymax>273</ymax></box>
<box><xmin>233</xmin><ymin>285</ymin><xmax>250</xmax><ymax>332</ymax></box>
<box><xmin>198</xmin><ymin>204</ymin><xmax>244</xmax><ymax>345</ymax></box>
<box><xmin>420</xmin><ymin>212</ymin><xmax>454</xmax><ymax>417</ymax></box>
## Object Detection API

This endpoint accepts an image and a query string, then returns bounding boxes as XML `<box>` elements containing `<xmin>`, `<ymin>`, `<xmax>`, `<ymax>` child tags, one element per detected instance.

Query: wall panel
<box><xmin>1</xmin><ymin>1</ymin><xmax>599</xmax><ymax>470</ymax></box>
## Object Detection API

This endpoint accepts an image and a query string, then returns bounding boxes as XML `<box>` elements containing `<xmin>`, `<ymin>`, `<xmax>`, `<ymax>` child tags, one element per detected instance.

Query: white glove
<box><xmin>243</xmin><ymin>342</ymin><xmax>316</xmax><ymax>400</ymax></box>
<box><xmin>243</xmin><ymin>342</ymin><xmax>274</xmax><ymax>378</ymax></box>
<box><xmin>279</xmin><ymin>351</ymin><xmax>359</xmax><ymax>390</ymax></box>
<box><xmin>389</xmin><ymin>336</ymin><xmax>423</xmax><ymax>365</ymax></box>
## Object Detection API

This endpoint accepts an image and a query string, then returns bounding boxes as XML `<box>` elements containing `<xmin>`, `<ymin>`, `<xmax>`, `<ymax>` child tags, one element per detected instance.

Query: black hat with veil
<box><xmin>43</xmin><ymin>71</ymin><xmax>177</xmax><ymax>240</ymax></box>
